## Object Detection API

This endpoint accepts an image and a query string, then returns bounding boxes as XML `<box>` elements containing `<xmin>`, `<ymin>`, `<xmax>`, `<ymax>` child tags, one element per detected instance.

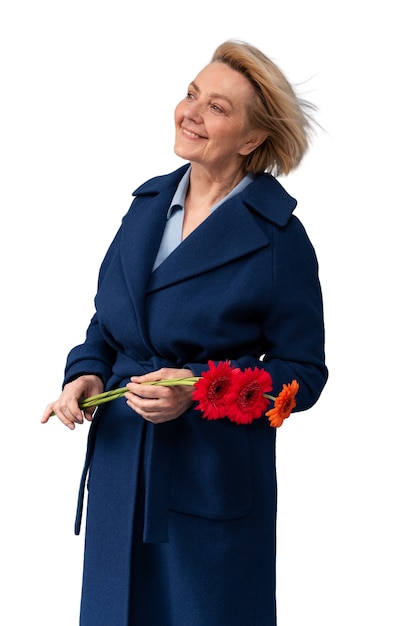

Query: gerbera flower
<box><xmin>266</xmin><ymin>380</ymin><xmax>299</xmax><ymax>428</ymax></box>
<box><xmin>226</xmin><ymin>367</ymin><xmax>273</xmax><ymax>425</ymax></box>
<box><xmin>192</xmin><ymin>360</ymin><xmax>238</xmax><ymax>420</ymax></box>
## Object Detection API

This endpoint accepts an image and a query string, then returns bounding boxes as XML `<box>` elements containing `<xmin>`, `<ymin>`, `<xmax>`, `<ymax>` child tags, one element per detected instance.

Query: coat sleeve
<box><xmin>63</xmin><ymin>313</ymin><xmax>117</xmax><ymax>386</ymax></box>
<box><xmin>62</xmin><ymin>228</ymin><xmax>123</xmax><ymax>386</ymax></box>
<box><xmin>186</xmin><ymin>215</ymin><xmax>328</xmax><ymax>414</ymax></box>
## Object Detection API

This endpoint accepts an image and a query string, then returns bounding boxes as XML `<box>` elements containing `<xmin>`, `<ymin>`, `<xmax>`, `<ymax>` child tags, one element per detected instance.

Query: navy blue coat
<box><xmin>65</xmin><ymin>164</ymin><xmax>327</xmax><ymax>625</ymax></box>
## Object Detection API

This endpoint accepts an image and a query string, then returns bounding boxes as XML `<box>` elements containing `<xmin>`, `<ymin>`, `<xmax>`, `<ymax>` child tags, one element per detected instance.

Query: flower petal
<box><xmin>226</xmin><ymin>367</ymin><xmax>272</xmax><ymax>425</ymax></box>
<box><xmin>192</xmin><ymin>360</ymin><xmax>238</xmax><ymax>420</ymax></box>
<box><xmin>266</xmin><ymin>380</ymin><xmax>299</xmax><ymax>428</ymax></box>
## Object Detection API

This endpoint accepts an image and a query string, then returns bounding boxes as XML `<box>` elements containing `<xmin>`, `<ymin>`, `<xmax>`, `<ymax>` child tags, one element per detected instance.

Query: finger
<box><xmin>41</xmin><ymin>404</ymin><xmax>55</xmax><ymax>424</ymax></box>
<box><xmin>126</xmin><ymin>382</ymin><xmax>166</xmax><ymax>400</ymax></box>
<box><xmin>53</xmin><ymin>401</ymin><xmax>85</xmax><ymax>429</ymax></box>
<box><xmin>53</xmin><ymin>410</ymin><xmax>77</xmax><ymax>430</ymax></box>
<box><xmin>83</xmin><ymin>405</ymin><xmax>99</xmax><ymax>421</ymax></box>
<box><xmin>130</xmin><ymin>372</ymin><xmax>161</xmax><ymax>384</ymax></box>
<box><xmin>130</xmin><ymin>368</ymin><xmax>177</xmax><ymax>384</ymax></box>
<box><xmin>125</xmin><ymin>394</ymin><xmax>165</xmax><ymax>419</ymax></box>
<box><xmin>125</xmin><ymin>391</ymin><xmax>158</xmax><ymax>410</ymax></box>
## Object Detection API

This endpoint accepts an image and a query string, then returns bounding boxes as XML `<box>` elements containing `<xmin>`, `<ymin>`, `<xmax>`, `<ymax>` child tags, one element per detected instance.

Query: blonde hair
<box><xmin>211</xmin><ymin>40</ymin><xmax>316</xmax><ymax>176</ymax></box>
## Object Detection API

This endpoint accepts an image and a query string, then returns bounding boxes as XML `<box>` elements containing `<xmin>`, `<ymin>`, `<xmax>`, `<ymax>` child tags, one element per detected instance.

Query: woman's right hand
<box><xmin>41</xmin><ymin>374</ymin><xmax>104</xmax><ymax>430</ymax></box>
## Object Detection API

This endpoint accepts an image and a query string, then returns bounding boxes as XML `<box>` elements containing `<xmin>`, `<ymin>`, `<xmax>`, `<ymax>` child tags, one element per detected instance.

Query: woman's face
<box><xmin>174</xmin><ymin>62</ymin><xmax>259</xmax><ymax>175</ymax></box>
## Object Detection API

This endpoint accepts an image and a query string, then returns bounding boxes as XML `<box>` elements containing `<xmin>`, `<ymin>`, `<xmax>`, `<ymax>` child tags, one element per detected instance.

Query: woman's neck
<box><xmin>187</xmin><ymin>164</ymin><xmax>246</xmax><ymax>210</ymax></box>
<box><xmin>181</xmin><ymin>164</ymin><xmax>246</xmax><ymax>240</ymax></box>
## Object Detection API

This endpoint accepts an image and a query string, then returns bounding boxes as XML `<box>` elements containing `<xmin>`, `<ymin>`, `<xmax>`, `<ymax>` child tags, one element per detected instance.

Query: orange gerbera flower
<box><xmin>266</xmin><ymin>380</ymin><xmax>299</xmax><ymax>428</ymax></box>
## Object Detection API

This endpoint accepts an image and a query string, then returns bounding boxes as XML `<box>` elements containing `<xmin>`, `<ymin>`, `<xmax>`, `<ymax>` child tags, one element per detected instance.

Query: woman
<box><xmin>42</xmin><ymin>40</ymin><xmax>328</xmax><ymax>625</ymax></box>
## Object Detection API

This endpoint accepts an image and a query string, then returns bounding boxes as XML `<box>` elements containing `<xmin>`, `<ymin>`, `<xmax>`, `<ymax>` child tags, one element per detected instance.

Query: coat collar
<box><xmin>122</xmin><ymin>165</ymin><xmax>298</xmax><ymax>296</ymax></box>
<box><xmin>132</xmin><ymin>164</ymin><xmax>297</xmax><ymax>228</ymax></box>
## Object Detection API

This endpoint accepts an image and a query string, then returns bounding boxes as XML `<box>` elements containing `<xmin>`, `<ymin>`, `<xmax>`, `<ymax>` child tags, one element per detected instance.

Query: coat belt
<box><xmin>74</xmin><ymin>352</ymin><xmax>177</xmax><ymax>543</ymax></box>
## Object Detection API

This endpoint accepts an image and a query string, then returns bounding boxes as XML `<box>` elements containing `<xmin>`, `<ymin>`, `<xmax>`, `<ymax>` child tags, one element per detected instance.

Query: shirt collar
<box><xmin>166</xmin><ymin>165</ymin><xmax>256</xmax><ymax>221</ymax></box>
<box><xmin>166</xmin><ymin>167</ymin><xmax>191</xmax><ymax>219</ymax></box>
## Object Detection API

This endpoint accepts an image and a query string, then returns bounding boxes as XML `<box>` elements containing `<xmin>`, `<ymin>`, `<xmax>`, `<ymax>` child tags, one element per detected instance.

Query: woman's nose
<box><xmin>185</xmin><ymin>100</ymin><xmax>203</xmax><ymax>123</ymax></box>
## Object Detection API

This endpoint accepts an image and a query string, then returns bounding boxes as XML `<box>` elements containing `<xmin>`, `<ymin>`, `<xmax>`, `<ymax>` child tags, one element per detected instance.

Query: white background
<box><xmin>1</xmin><ymin>1</ymin><xmax>417</xmax><ymax>624</ymax></box>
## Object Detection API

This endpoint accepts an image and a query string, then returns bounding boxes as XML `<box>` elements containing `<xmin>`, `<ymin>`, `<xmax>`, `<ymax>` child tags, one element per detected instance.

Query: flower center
<box><xmin>238</xmin><ymin>381</ymin><xmax>260</xmax><ymax>407</ymax></box>
<box><xmin>208</xmin><ymin>377</ymin><xmax>230</xmax><ymax>404</ymax></box>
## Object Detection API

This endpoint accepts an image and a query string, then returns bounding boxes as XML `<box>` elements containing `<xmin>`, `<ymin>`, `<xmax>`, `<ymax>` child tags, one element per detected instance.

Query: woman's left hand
<box><xmin>125</xmin><ymin>368</ymin><xmax>195</xmax><ymax>424</ymax></box>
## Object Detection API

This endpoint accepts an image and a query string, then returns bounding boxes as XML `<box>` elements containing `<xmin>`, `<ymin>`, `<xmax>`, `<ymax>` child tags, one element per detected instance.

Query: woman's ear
<box><xmin>239</xmin><ymin>131</ymin><xmax>268</xmax><ymax>156</ymax></box>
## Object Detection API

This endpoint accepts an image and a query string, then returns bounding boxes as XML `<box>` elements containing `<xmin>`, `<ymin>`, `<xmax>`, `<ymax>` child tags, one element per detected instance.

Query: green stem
<box><xmin>79</xmin><ymin>387</ymin><xmax>128</xmax><ymax>409</ymax></box>
<box><xmin>79</xmin><ymin>377</ymin><xmax>199</xmax><ymax>410</ymax></box>
<box><xmin>264</xmin><ymin>394</ymin><xmax>276</xmax><ymax>402</ymax></box>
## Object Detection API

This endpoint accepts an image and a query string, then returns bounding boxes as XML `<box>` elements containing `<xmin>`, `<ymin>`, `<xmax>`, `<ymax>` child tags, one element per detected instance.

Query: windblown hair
<box><xmin>211</xmin><ymin>40</ymin><xmax>316</xmax><ymax>176</ymax></box>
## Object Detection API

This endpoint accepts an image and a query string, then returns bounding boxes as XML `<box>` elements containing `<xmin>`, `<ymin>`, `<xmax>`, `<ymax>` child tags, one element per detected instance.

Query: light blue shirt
<box><xmin>153</xmin><ymin>166</ymin><xmax>255</xmax><ymax>270</ymax></box>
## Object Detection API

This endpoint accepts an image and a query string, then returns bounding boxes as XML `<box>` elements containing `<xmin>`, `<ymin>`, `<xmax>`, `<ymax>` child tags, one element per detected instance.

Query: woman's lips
<box><xmin>182</xmin><ymin>127</ymin><xmax>205</xmax><ymax>139</ymax></box>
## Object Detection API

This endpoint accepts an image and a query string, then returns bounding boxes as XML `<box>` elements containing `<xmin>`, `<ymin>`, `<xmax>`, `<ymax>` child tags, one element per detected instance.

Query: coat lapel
<box><xmin>147</xmin><ymin>196</ymin><xmax>270</xmax><ymax>293</ymax></box>
<box><xmin>118</xmin><ymin>186</ymin><xmax>176</xmax><ymax>352</ymax></box>
<box><xmin>118</xmin><ymin>166</ymin><xmax>189</xmax><ymax>303</ymax></box>
<box><xmin>116</xmin><ymin>166</ymin><xmax>297</xmax><ymax>319</ymax></box>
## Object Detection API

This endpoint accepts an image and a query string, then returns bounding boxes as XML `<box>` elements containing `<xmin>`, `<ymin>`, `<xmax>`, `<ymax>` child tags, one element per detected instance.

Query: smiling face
<box><xmin>174</xmin><ymin>62</ymin><xmax>263</xmax><ymax>177</ymax></box>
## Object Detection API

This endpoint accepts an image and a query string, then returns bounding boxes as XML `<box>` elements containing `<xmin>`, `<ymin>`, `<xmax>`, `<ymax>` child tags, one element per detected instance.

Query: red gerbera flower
<box><xmin>266</xmin><ymin>380</ymin><xmax>299</xmax><ymax>428</ymax></box>
<box><xmin>226</xmin><ymin>367</ymin><xmax>273</xmax><ymax>425</ymax></box>
<box><xmin>192</xmin><ymin>360</ymin><xmax>238</xmax><ymax>420</ymax></box>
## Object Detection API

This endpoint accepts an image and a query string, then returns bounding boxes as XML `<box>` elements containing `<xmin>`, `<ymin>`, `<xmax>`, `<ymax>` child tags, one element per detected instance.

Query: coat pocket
<box><xmin>169</xmin><ymin>410</ymin><xmax>253</xmax><ymax>520</ymax></box>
